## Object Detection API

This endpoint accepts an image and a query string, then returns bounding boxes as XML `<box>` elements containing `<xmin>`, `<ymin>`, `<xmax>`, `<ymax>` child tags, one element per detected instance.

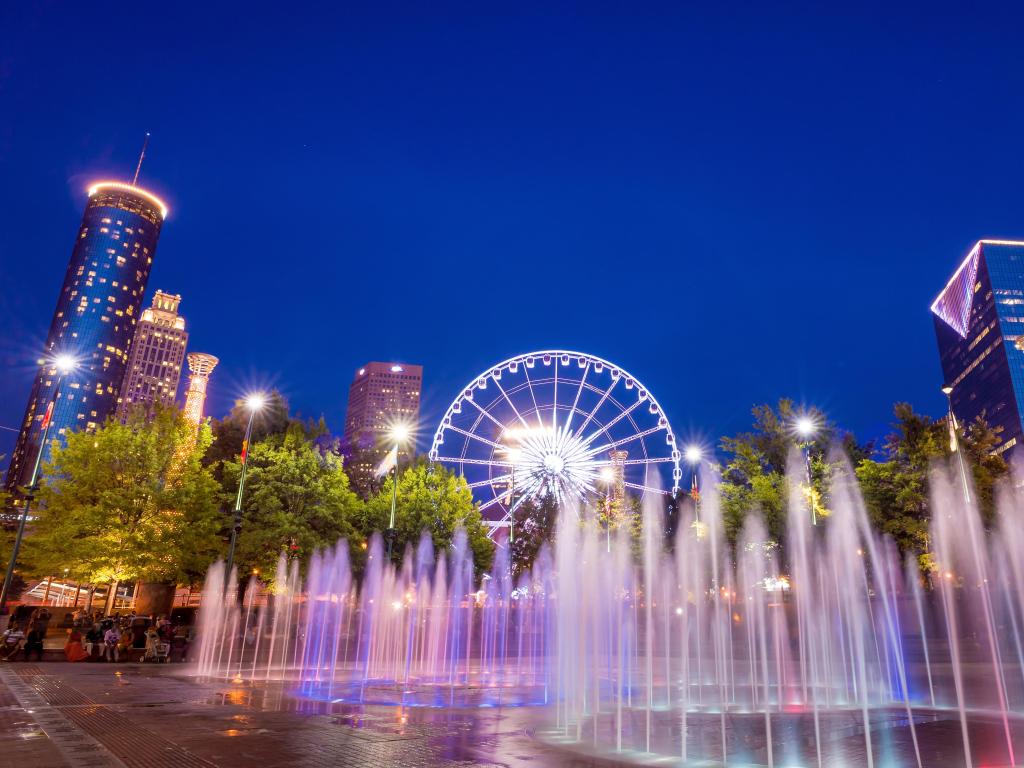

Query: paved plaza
<box><xmin>1</xmin><ymin>661</ymin><xmax>1021</xmax><ymax>767</ymax></box>
<box><xmin>0</xmin><ymin>662</ymin><xmax>595</xmax><ymax>768</ymax></box>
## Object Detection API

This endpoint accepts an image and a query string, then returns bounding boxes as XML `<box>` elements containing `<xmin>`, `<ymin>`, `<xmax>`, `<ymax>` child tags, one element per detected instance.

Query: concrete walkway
<box><xmin>0</xmin><ymin>662</ymin><xmax>591</xmax><ymax>768</ymax></box>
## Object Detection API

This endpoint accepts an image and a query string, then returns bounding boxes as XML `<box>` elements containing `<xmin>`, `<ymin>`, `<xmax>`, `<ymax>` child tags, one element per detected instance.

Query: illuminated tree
<box><xmin>25</xmin><ymin>405</ymin><xmax>222</xmax><ymax>604</ymax></box>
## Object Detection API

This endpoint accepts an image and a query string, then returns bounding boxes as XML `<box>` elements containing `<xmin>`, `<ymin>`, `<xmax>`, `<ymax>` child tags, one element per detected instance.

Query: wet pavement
<box><xmin>1</xmin><ymin>661</ymin><xmax>1020</xmax><ymax>767</ymax></box>
<box><xmin>0</xmin><ymin>662</ymin><xmax>588</xmax><ymax>768</ymax></box>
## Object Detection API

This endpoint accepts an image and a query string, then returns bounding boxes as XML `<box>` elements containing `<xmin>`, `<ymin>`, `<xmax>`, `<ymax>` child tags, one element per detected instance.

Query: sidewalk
<box><xmin>0</xmin><ymin>662</ymin><xmax>580</xmax><ymax>768</ymax></box>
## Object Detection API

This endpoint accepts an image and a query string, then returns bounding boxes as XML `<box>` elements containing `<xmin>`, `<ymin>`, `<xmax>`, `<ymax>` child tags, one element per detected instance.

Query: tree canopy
<box><xmin>855</xmin><ymin>402</ymin><xmax>1007</xmax><ymax>558</ymax></box>
<box><xmin>717</xmin><ymin>399</ymin><xmax>839</xmax><ymax>544</ymax></box>
<box><xmin>360</xmin><ymin>460</ymin><xmax>494</xmax><ymax>577</ymax></box>
<box><xmin>220</xmin><ymin>423</ymin><xmax>364</xmax><ymax>582</ymax></box>
<box><xmin>25</xmin><ymin>404</ymin><xmax>222</xmax><ymax>588</ymax></box>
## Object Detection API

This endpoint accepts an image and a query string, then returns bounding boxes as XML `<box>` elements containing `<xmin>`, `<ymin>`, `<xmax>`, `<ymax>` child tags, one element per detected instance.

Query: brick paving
<box><xmin>0</xmin><ymin>663</ymin><xmax>589</xmax><ymax>768</ymax></box>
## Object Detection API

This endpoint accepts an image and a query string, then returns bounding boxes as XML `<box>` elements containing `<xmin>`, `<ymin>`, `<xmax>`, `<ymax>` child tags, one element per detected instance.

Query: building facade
<box><xmin>116</xmin><ymin>290</ymin><xmax>188</xmax><ymax>420</ymax></box>
<box><xmin>343</xmin><ymin>362</ymin><xmax>423</xmax><ymax>494</ymax></box>
<box><xmin>932</xmin><ymin>239</ymin><xmax>1024</xmax><ymax>458</ymax></box>
<box><xmin>182</xmin><ymin>352</ymin><xmax>219</xmax><ymax>425</ymax></box>
<box><xmin>5</xmin><ymin>182</ymin><xmax>167</xmax><ymax>492</ymax></box>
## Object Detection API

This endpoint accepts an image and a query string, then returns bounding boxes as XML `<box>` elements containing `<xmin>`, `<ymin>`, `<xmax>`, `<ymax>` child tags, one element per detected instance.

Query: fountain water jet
<box><xmin>192</xmin><ymin>453</ymin><xmax>1024</xmax><ymax>766</ymax></box>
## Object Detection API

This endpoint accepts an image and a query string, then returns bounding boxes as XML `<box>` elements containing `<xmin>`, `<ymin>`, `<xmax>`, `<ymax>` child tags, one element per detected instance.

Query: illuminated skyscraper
<box><xmin>932</xmin><ymin>239</ymin><xmax>1024</xmax><ymax>458</ymax></box>
<box><xmin>5</xmin><ymin>181</ymin><xmax>167</xmax><ymax>493</ymax></box>
<box><xmin>182</xmin><ymin>353</ymin><xmax>219</xmax><ymax>425</ymax></box>
<box><xmin>116</xmin><ymin>290</ymin><xmax>188</xmax><ymax>420</ymax></box>
<box><xmin>343</xmin><ymin>362</ymin><xmax>423</xmax><ymax>495</ymax></box>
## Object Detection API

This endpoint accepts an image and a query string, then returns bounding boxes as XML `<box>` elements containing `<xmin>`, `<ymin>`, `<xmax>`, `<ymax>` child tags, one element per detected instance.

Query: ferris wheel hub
<box><xmin>543</xmin><ymin>453</ymin><xmax>565</xmax><ymax>475</ymax></box>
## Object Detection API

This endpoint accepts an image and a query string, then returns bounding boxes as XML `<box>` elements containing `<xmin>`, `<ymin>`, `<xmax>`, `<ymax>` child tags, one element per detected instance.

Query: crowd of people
<box><xmin>1</xmin><ymin>606</ymin><xmax>194</xmax><ymax>663</ymax></box>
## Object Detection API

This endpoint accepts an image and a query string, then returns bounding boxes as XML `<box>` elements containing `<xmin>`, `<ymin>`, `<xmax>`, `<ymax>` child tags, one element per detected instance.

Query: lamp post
<box><xmin>499</xmin><ymin>428</ymin><xmax>527</xmax><ymax>547</ymax></box>
<box><xmin>599</xmin><ymin>466</ymin><xmax>615</xmax><ymax>552</ymax></box>
<box><xmin>795</xmin><ymin>416</ymin><xmax>818</xmax><ymax>525</ymax></box>
<box><xmin>504</xmin><ymin>448</ymin><xmax>521</xmax><ymax>545</ymax></box>
<box><xmin>386</xmin><ymin>424</ymin><xmax>411</xmax><ymax>560</ymax></box>
<box><xmin>0</xmin><ymin>354</ymin><xmax>77</xmax><ymax>614</ymax></box>
<box><xmin>225</xmin><ymin>393</ymin><xmax>265</xmax><ymax>589</ymax></box>
<box><xmin>684</xmin><ymin>445</ymin><xmax>702</xmax><ymax>519</ymax></box>
<box><xmin>942</xmin><ymin>385</ymin><xmax>972</xmax><ymax>506</ymax></box>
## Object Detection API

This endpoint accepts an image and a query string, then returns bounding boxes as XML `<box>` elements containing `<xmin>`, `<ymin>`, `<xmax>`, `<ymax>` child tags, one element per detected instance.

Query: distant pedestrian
<box><xmin>103</xmin><ymin>624</ymin><xmax>121</xmax><ymax>662</ymax></box>
<box><xmin>64</xmin><ymin>628</ymin><xmax>89</xmax><ymax>662</ymax></box>
<box><xmin>24</xmin><ymin>623</ymin><xmax>44</xmax><ymax>662</ymax></box>
<box><xmin>34</xmin><ymin>608</ymin><xmax>51</xmax><ymax>638</ymax></box>
<box><xmin>0</xmin><ymin>626</ymin><xmax>24</xmax><ymax>661</ymax></box>
<box><xmin>84</xmin><ymin>624</ymin><xmax>102</xmax><ymax>658</ymax></box>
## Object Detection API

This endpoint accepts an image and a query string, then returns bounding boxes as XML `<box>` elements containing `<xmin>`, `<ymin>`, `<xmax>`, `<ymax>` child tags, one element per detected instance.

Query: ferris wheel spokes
<box><xmin>429</xmin><ymin>350</ymin><xmax>681</xmax><ymax>534</ymax></box>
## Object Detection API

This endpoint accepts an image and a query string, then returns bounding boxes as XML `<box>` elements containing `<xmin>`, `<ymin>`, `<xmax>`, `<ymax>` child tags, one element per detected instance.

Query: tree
<box><xmin>717</xmin><ymin>399</ymin><xmax>838</xmax><ymax>544</ymax></box>
<box><xmin>509</xmin><ymin>493</ymin><xmax>558</xmax><ymax>577</ymax></box>
<box><xmin>25</xmin><ymin>405</ymin><xmax>222</xmax><ymax>602</ymax></box>
<box><xmin>360</xmin><ymin>461</ymin><xmax>494</xmax><ymax>577</ymax></box>
<box><xmin>855</xmin><ymin>403</ymin><xmax>1008</xmax><ymax>558</ymax></box>
<box><xmin>221</xmin><ymin>423</ymin><xmax>364</xmax><ymax>583</ymax></box>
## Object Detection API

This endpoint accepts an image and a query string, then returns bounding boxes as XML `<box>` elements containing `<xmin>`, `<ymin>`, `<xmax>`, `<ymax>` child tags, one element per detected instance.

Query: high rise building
<box><xmin>932</xmin><ymin>239</ymin><xmax>1024</xmax><ymax>458</ymax></box>
<box><xmin>5</xmin><ymin>181</ymin><xmax>167</xmax><ymax>493</ymax></box>
<box><xmin>343</xmin><ymin>362</ymin><xmax>423</xmax><ymax>494</ymax></box>
<box><xmin>116</xmin><ymin>290</ymin><xmax>188</xmax><ymax>420</ymax></box>
<box><xmin>182</xmin><ymin>353</ymin><xmax>219</xmax><ymax>425</ymax></box>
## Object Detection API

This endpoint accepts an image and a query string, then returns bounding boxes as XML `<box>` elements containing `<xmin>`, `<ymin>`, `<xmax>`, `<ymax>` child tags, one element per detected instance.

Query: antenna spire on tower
<box><xmin>132</xmin><ymin>132</ymin><xmax>150</xmax><ymax>186</ymax></box>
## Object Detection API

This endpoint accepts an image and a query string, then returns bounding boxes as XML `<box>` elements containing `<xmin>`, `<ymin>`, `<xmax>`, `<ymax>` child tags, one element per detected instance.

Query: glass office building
<box><xmin>5</xmin><ymin>182</ymin><xmax>167</xmax><ymax>493</ymax></box>
<box><xmin>932</xmin><ymin>239</ymin><xmax>1024</xmax><ymax>458</ymax></box>
<box><xmin>343</xmin><ymin>361</ymin><xmax>423</xmax><ymax>496</ymax></box>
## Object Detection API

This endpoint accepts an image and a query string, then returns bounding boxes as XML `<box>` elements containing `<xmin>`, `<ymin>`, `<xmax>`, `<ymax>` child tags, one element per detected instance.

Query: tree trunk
<box><xmin>103</xmin><ymin>579</ymin><xmax>119</xmax><ymax>615</ymax></box>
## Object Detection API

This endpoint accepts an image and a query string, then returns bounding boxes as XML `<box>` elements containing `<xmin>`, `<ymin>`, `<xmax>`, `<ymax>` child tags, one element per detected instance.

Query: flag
<box><xmin>948</xmin><ymin>411</ymin><xmax>959</xmax><ymax>453</ymax></box>
<box><xmin>690</xmin><ymin>473</ymin><xmax>700</xmax><ymax>502</ymax></box>
<box><xmin>240</xmin><ymin>438</ymin><xmax>249</xmax><ymax>463</ymax></box>
<box><xmin>40</xmin><ymin>401</ymin><xmax>55</xmax><ymax>430</ymax></box>
<box><xmin>375</xmin><ymin>445</ymin><xmax>398</xmax><ymax>478</ymax></box>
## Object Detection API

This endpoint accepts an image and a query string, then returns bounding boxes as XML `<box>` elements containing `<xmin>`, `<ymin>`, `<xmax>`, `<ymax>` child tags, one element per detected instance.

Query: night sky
<box><xmin>2</xmin><ymin>3</ymin><xmax>1023</xmax><ymax>468</ymax></box>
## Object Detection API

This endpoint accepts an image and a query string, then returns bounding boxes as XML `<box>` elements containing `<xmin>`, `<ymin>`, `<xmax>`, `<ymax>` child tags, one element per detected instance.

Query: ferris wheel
<box><xmin>429</xmin><ymin>350</ymin><xmax>682</xmax><ymax>531</ymax></box>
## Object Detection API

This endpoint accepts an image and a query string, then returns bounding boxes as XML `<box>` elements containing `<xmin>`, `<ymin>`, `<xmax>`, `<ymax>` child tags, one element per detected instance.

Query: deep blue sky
<box><xmin>2</xmin><ymin>2</ymin><xmax>1023</xmax><ymax>466</ymax></box>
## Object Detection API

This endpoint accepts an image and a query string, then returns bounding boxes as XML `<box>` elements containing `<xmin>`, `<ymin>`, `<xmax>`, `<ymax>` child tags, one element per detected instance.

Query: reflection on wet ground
<box><xmin>2</xmin><ymin>663</ymin><xmax>1023</xmax><ymax>767</ymax></box>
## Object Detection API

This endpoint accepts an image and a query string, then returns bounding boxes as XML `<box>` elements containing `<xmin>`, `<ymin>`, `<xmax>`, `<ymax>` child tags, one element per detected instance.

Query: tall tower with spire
<box><xmin>5</xmin><ymin>141</ymin><xmax>167</xmax><ymax>493</ymax></box>
<box><xmin>183</xmin><ymin>353</ymin><xmax>219</xmax><ymax>426</ymax></box>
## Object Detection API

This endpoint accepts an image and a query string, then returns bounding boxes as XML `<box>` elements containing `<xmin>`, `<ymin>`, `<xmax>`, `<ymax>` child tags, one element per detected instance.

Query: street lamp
<box><xmin>224</xmin><ymin>393</ymin><xmax>265</xmax><ymax>588</ymax></box>
<box><xmin>385</xmin><ymin>422</ymin><xmax>412</xmax><ymax>559</ymax></box>
<box><xmin>684</xmin><ymin>445</ymin><xmax>702</xmax><ymax>520</ymax></box>
<box><xmin>794</xmin><ymin>414</ymin><xmax>819</xmax><ymax>525</ymax></box>
<box><xmin>942</xmin><ymin>385</ymin><xmax>972</xmax><ymax>506</ymax></box>
<box><xmin>501</xmin><ymin>447</ymin><xmax>522</xmax><ymax>545</ymax></box>
<box><xmin>0</xmin><ymin>354</ymin><xmax>77</xmax><ymax>614</ymax></box>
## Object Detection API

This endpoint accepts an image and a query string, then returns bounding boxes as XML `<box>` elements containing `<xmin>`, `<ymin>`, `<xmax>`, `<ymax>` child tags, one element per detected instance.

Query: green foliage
<box><xmin>855</xmin><ymin>403</ymin><xmax>1008</xmax><ymax>556</ymax></box>
<box><xmin>509</xmin><ymin>493</ymin><xmax>558</xmax><ymax>577</ymax></box>
<box><xmin>360</xmin><ymin>461</ymin><xmax>494</xmax><ymax>577</ymax></box>
<box><xmin>25</xmin><ymin>404</ymin><xmax>222</xmax><ymax>587</ymax></box>
<box><xmin>717</xmin><ymin>399</ymin><xmax>837</xmax><ymax>544</ymax></box>
<box><xmin>222</xmin><ymin>423</ymin><xmax>364</xmax><ymax>582</ymax></box>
